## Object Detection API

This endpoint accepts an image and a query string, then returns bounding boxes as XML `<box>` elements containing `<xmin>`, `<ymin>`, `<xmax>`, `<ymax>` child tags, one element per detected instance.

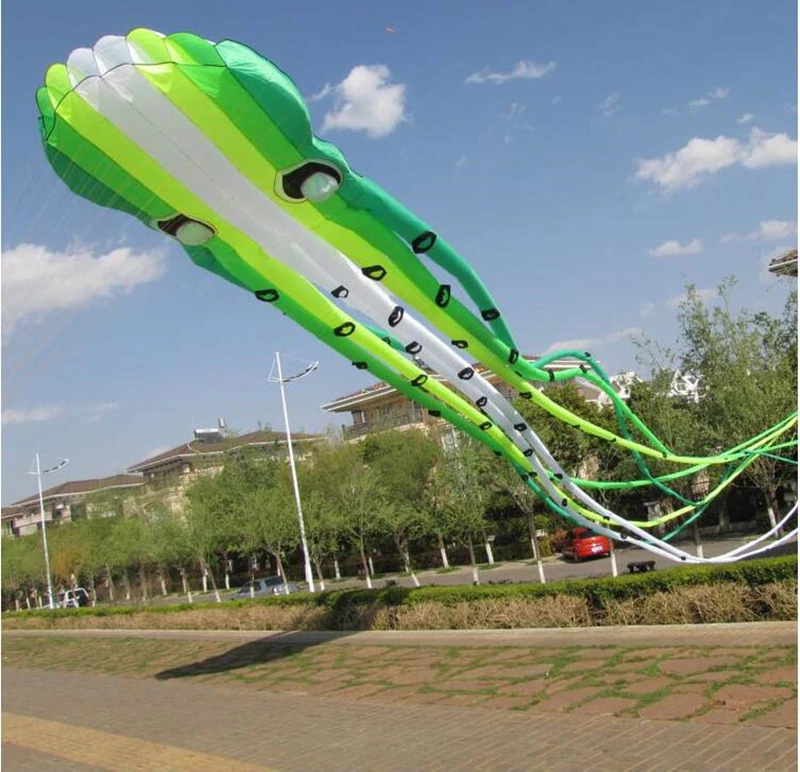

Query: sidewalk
<box><xmin>5</xmin><ymin>620</ymin><xmax>797</xmax><ymax>647</ymax></box>
<box><xmin>3</xmin><ymin>665</ymin><xmax>796</xmax><ymax>772</ymax></box>
<box><xmin>3</xmin><ymin>623</ymin><xmax>797</xmax><ymax>771</ymax></box>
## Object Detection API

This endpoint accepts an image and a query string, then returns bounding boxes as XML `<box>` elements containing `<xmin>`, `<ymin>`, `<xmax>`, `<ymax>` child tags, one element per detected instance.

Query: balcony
<box><xmin>342</xmin><ymin>406</ymin><xmax>425</xmax><ymax>440</ymax></box>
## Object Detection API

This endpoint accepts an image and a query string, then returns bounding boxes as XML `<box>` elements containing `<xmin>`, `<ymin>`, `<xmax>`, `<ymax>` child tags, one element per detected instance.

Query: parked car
<box><xmin>230</xmin><ymin>576</ymin><xmax>300</xmax><ymax>600</ymax></box>
<box><xmin>56</xmin><ymin>588</ymin><xmax>90</xmax><ymax>608</ymax></box>
<box><xmin>561</xmin><ymin>527</ymin><xmax>611</xmax><ymax>562</ymax></box>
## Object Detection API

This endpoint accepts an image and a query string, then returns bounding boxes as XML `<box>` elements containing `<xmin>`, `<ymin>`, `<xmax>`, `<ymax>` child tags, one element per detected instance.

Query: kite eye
<box><xmin>154</xmin><ymin>214</ymin><xmax>216</xmax><ymax>246</ymax></box>
<box><xmin>301</xmin><ymin>171</ymin><xmax>340</xmax><ymax>202</ymax></box>
<box><xmin>278</xmin><ymin>161</ymin><xmax>342</xmax><ymax>202</ymax></box>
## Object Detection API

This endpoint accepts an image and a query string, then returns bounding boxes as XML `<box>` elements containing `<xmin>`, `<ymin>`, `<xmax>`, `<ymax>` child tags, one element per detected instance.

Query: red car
<box><xmin>561</xmin><ymin>527</ymin><xmax>611</xmax><ymax>562</ymax></box>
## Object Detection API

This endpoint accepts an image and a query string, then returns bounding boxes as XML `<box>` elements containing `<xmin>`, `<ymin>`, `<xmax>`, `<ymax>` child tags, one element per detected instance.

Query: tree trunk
<box><xmin>467</xmin><ymin>535</ymin><xmax>480</xmax><ymax>585</ymax></box>
<box><xmin>528</xmin><ymin>517</ymin><xmax>546</xmax><ymax>584</ymax></box>
<box><xmin>359</xmin><ymin>540</ymin><xmax>373</xmax><ymax>589</ymax></box>
<box><xmin>139</xmin><ymin>565</ymin><xmax>148</xmax><ymax>602</ymax></box>
<box><xmin>609</xmin><ymin>539</ymin><xmax>619</xmax><ymax>578</ymax></box>
<box><xmin>106</xmin><ymin>565</ymin><xmax>115</xmax><ymax>602</ymax></box>
<box><xmin>24</xmin><ymin>594</ymin><xmax>31</xmax><ymax>610</ymax></box>
<box><xmin>437</xmin><ymin>533</ymin><xmax>450</xmax><ymax>568</ymax></box>
<box><xmin>224</xmin><ymin>556</ymin><xmax>231</xmax><ymax>591</ymax></box>
<box><xmin>89</xmin><ymin>574</ymin><xmax>98</xmax><ymax>606</ymax></box>
<box><xmin>313</xmin><ymin>557</ymin><xmax>326</xmax><ymax>592</ymax></box>
<box><xmin>692</xmin><ymin>521</ymin><xmax>705</xmax><ymax>559</ymax></box>
<box><xmin>201</xmin><ymin>557</ymin><xmax>221</xmax><ymax>603</ymax></box>
<box><xmin>14</xmin><ymin>597</ymin><xmax>21</xmax><ymax>612</ymax></box>
<box><xmin>275</xmin><ymin>552</ymin><xmax>285</xmax><ymax>581</ymax></box>
<box><xmin>333</xmin><ymin>556</ymin><xmax>342</xmax><ymax>580</ymax></box>
<box><xmin>368</xmin><ymin>555</ymin><xmax>376</xmax><ymax>577</ymax></box>
<box><xmin>122</xmin><ymin>568</ymin><xmax>131</xmax><ymax>601</ymax></box>
<box><xmin>483</xmin><ymin>536</ymin><xmax>495</xmax><ymax>565</ymax></box>
<box><xmin>158</xmin><ymin>569</ymin><xmax>168</xmax><ymax>596</ymax></box>
<box><xmin>396</xmin><ymin>537</ymin><xmax>420</xmax><ymax>587</ymax></box>
<box><xmin>179</xmin><ymin>568</ymin><xmax>193</xmax><ymax>603</ymax></box>
<box><xmin>201</xmin><ymin>566</ymin><xmax>208</xmax><ymax>594</ymax></box>
<box><xmin>766</xmin><ymin>487</ymin><xmax>782</xmax><ymax>535</ymax></box>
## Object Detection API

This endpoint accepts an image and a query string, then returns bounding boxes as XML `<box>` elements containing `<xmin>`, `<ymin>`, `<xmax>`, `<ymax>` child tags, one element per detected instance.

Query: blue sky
<box><xmin>2</xmin><ymin>0</ymin><xmax>797</xmax><ymax>504</ymax></box>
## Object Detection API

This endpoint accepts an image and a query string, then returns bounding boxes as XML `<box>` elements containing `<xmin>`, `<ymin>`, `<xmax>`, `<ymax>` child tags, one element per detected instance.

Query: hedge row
<box><xmin>8</xmin><ymin>554</ymin><xmax>796</xmax><ymax>625</ymax></box>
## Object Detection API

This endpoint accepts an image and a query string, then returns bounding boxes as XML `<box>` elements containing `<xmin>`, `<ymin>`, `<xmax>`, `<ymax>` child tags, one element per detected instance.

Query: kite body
<box><xmin>37</xmin><ymin>31</ymin><xmax>797</xmax><ymax>563</ymax></box>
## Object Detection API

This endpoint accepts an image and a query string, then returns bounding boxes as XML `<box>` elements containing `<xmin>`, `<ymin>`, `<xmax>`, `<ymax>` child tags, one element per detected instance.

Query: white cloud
<box><xmin>319</xmin><ymin>65</ymin><xmax>406</xmax><ymax>138</ymax></box>
<box><xmin>308</xmin><ymin>83</ymin><xmax>334</xmax><ymax>102</ymax></box>
<box><xmin>661</xmin><ymin>108</ymin><xmax>679</xmax><ymax>116</ymax></box>
<box><xmin>640</xmin><ymin>302</ymin><xmax>656</xmax><ymax>318</ymax></box>
<box><xmin>1</xmin><ymin>243</ymin><xmax>166</xmax><ymax>337</ymax></box>
<box><xmin>454</xmin><ymin>155</ymin><xmax>468</xmax><ymax>173</ymax></box>
<box><xmin>648</xmin><ymin>238</ymin><xmax>703</xmax><ymax>257</ymax></box>
<box><xmin>666</xmin><ymin>287</ymin><xmax>718</xmax><ymax>309</ymax></box>
<box><xmin>552</xmin><ymin>96</ymin><xmax>562</xmax><ymax>105</ymax></box>
<box><xmin>635</xmin><ymin>127</ymin><xmax>798</xmax><ymax>191</ymax></box>
<box><xmin>722</xmin><ymin>219</ymin><xmax>797</xmax><ymax>243</ymax></box>
<box><xmin>759</xmin><ymin>220</ymin><xmax>797</xmax><ymax>241</ymax></box>
<box><xmin>690</xmin><ymin>86</ymin><xmax>729</xmax><ymax>110</ymax></box>
<box><xmin>598</xmin><ymin>92</ymin><xmax>620</xmax><ymax>118</ymax></box>
<box><xmin>465</xmin><ymin>59</ymin><xmax>557</xmax><ymax>85</ymax></box>
<box><xmin>544</xmin><ymin>326</ymin><xmax>641</xmax><ymax>355</ymax></box>
<box><xmin>741</xmin><ymin>127</ymin><xmax>798</xmax><ymax>168</ymax></box>
<box><xmin>508</xmin><ymin>102</ymin><xmax>526</xmax><ymax>117</ymax></box>
<box><xmin>2</xmin><ymin>406</ymin><xmax>63</xmax><ymax>426</ymax></box>
<box><xmin>736</xmin><ymin>112</ymin><xmax>754</xmax><ymax>124</ymax></box>
<box><xmin>83</xmin><ymin>401</ymin><xmax>120</xmax><ymax>423</ymax></box>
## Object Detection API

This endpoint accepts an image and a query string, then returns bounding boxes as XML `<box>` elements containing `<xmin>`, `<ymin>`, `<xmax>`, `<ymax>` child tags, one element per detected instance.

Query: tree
<box><xmin>677</xmin><ymin>280</ymin><xmax>797</xmax><ymax>528</ymax></box>
<box><xmin>239</xmin><ymin>478</ymin><xmax>299</xmax><ymax>587</ymax></box>
<box><xmin>361</xmin><ymin>430</ymin><xmax>440</xmax><ymax>586</ymax></box>
<box><xmin>1</xmin><ymin>535</ymin><xmax>44</xmax><ymax>610</ymax></box>
<box><xmin>430</xmin><ymin>437</ymin><xmax>493</xmax><ymax>584</ymax></box>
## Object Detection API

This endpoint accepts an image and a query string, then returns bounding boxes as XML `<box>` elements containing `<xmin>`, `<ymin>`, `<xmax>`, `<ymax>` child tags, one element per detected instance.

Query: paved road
<box><xmin>3</xmin><ymin>623</ymin><xmax>797</xmax><ymax>772</ymax></box>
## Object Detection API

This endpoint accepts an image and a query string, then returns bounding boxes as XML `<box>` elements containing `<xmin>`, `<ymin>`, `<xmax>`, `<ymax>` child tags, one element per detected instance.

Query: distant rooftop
<box><xmin>127</xmin><ymin>428</ymin><xmax>322</xmax><ymax>473</ymax></box>
<box><xmin>768</xmin><ymin>248</ymin><xmax>798</xmax><ymax>278</ymax></box>
<box><xmin>3</xmin><ymin>474</ymin><xmax>145</xmax><ymax>514</ymax></box>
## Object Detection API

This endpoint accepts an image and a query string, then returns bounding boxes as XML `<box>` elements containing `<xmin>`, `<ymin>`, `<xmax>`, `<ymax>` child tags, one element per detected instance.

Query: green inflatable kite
<box><xmin>36</xmin><ymin>30</ymin><xmax>797</xmax><ymax>562</ymax></box>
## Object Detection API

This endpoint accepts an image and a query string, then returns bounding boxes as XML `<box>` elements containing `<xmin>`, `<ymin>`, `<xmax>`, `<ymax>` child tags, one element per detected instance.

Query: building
<box><xmin>322</xmin><ymin>355</ymin><xmax>635</xmax><ymax>440</ymax></box>
<box><xmin>2</xmin><ymin>422</ymin><xmax>325</xmax><ymax>538</ymax></box>
<box><xmin>768</xmin><ymin>248</ymin><xmax>798</xmax><ymax>278</ymax></box>
<box><xmin>1</xmin><ymin>474</ymin><xmax>145</xmax><ymax>538</ymax></box>
<box><xmin>126</xmin><ymin>424</ymin><xmax>323</xmax><ymax>511</ymax></box>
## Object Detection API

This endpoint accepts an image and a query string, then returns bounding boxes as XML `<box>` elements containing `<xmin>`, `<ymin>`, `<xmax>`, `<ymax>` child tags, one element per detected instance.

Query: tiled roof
<box><xmin>6</xmin><ymin>474</ymin><xmax>145</xmax><ymax>510</ymax></box>
<box><xmin>127</xmin><ymin>429</ymin><xmax>321</xmax><ymax>472</ymax></box>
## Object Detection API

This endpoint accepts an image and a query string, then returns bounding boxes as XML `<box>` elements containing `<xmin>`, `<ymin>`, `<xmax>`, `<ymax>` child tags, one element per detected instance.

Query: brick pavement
<box><xmin>3</xmin><ymin>666</ymin><xmax>797</xmax><ymax>772</ymax></box>
<box><xmin>3</xmin><ymin>622</ymin><xmax>798</xmax><ymax>772</ymax></box>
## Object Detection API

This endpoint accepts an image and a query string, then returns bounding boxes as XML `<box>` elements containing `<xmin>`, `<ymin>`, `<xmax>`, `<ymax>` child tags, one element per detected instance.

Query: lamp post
<box><xmin>28</xmin><ymin>454</ymin><xmax>69</xmax><ymax>609</ymax></box>
<box><xmin>268</xmin><ymin>352</ymin><xmax>318</xmax><ymax>593</ymax></box>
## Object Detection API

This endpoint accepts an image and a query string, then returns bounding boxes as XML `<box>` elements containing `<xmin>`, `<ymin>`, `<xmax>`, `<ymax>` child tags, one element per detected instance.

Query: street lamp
<box><xmin>28</xmin><ymin>454</ymin><xmax>69</xmax><ymax>609</ymax></box>
<box><xmin>268</xmin><ymin>352</ymin><xmax>318</xmax><ymax>593</ymax></box>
